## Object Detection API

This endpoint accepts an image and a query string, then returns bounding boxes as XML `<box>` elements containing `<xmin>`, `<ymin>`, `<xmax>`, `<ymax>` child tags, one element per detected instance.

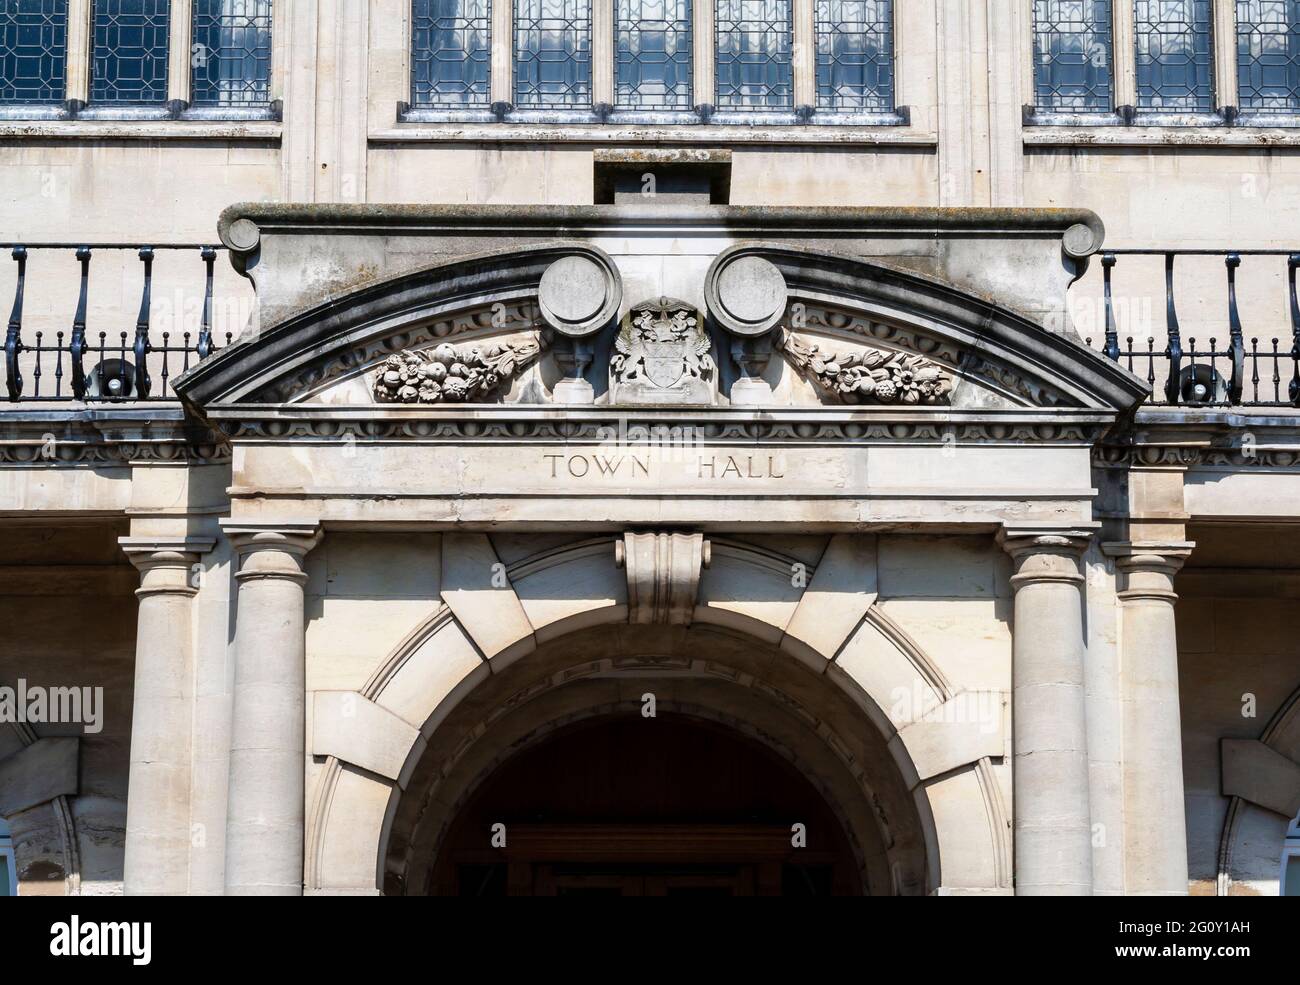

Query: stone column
<box><xmin>222</xmin><ymin>521</ymin><xmax>320</xmax><ymax>896</ymax></box>
<box><xmin>1000</xmin><ymin>527</ymin><xmax>1094</xmax><ymax>895</ymax></box>
<box><xmin>1104</xmin><ymin>541</ymin><xmax>1194</xmax><ymax>896</ymax></box>
<box><xmin>119</xmin><ymin>536</ymin><xmax>215</xmax><ymax>896</ymax></box>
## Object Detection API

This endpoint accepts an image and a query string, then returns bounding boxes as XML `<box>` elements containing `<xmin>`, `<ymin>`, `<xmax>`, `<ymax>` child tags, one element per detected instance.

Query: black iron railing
<box><xmin>1092</xmin><ymin>250</ymin><xmax>1300</xmax><ymax>408</ymax></box>
<box><xmin>3</xmin><ymin>243</ymin><xmax>232</xmax><ymax>402</ymax></box>
<box><xmin>3</xmin><ymin>242</ymin><xmax>1300</xmax><ymax>410</ymax></box>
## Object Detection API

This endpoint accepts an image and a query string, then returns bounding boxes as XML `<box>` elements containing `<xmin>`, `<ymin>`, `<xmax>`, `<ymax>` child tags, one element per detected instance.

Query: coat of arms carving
<box><xmin>610</xmin><ymin>297</ymin><xmax>715</xmax><ymax>405</ymax></box>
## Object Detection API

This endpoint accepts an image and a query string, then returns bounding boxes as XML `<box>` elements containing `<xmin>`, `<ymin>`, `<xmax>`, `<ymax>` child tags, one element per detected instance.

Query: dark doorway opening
<box><xmin>431</xmin><ymin>713</ymin><xmax>862</xmax><ymax>895</ymax></box>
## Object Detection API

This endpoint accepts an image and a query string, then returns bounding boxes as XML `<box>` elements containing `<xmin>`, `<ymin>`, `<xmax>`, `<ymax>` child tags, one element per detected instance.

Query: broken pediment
<box><xmin>175</xmin><ymin>239</ymin><xmax>1147</xmax><ymax>418</ymax></box>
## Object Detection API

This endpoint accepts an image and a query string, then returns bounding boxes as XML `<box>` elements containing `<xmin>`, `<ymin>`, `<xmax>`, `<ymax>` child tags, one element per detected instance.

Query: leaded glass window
<box><xmin>191</xmin><ymin>0</ymin><xmax>272</xmax><ymax>107</ymax></box>
<box><xmin>514</xmin><ymin>0</ymin><xmax>591</xmax><ymax>108</ymax></box>
<box><xmin>91</xmin><ymin>0</ymin><xmax>170</xmax><ymax>104</ymax></box>
<box><xmin>716</xmin><ymin>0</ymin><xmax>793</xmax><ymax>110</ymax></box>
<box><xmin>0</xmin><ymin>0</ymin><xmax>68</xmax><ymax>103</ymax></box>
<box><xmin>1237</xmin><ymin>0</ymin><xmax>1300</xmax><ymax>112</ymax></box>
<box><xmin>1032</xmin><ymin>0</ymin><xmax>1113</xmax><ymax>112</ymax></box>
<box><xmin>413</xmin><ymin>0</ymin><xmax>491</xmax><ymax>107</ymax></box>
<box><xmin>616</xmin><ymin>0</ymin><xmax>692</xmax><ymax>111</ymax></box>
<box><xmin>815</xmin><ymin>0</ymin><xmax>892</xmax><ymax>112</ymax></box>
<box><xmin>1134</xmin><ymin>0</ymin><xmax>1214</xmax><ymax>111</ymax></box>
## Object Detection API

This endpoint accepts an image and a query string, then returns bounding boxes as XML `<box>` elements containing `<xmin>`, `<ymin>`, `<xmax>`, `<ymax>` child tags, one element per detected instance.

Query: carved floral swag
<box><xmin>778</xmin><ymin>329</ymin><xmax>952</xmax><ymax>404</ymax></box>
<box><xmin>374</xmin><ymin>334</ymin><xmax>546</xmax><ymax>403</ymax></box>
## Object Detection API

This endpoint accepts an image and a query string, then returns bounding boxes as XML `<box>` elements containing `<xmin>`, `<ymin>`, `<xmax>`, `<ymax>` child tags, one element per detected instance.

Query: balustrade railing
<box><xmin>1091</xmin><ymin>249</ymin><xmax>1300</xmax><ymax>409</ymax></box>
<box><xmin>3</xmin><ymin>243</ymin><xmax>232</xmax><ymax>402</ymax></box>
<box><xmin>3</xmin><ymin>242</ymin><xmax>1300</xmax><ymax>411</ymax></box>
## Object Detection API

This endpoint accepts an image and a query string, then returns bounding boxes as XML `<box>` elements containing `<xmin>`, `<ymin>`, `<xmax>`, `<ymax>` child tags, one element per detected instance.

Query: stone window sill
<box><xmin>0</xmin><ymin>118</ymin><xmax>283</xmax><ymax>141</ymax></box>
<box><xmin>1023</xmin><ymin>126</ymin><xmax>1300</xmax><ymax>147</ymax></box>
<box><xmin>370</xmin><ymin>121</ymin><xmax>937</xmax><ymax>147</ymax></box>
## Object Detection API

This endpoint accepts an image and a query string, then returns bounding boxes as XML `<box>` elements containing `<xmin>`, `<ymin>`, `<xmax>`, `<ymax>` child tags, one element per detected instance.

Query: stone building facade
<box><xmin>1</xmin><ymin>1</ymin><xmax>1299</xmax><ymax>896</ymax></box>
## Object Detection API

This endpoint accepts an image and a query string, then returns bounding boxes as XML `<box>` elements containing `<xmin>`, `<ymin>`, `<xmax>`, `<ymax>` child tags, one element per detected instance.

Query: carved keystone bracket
<box><xmin>615</xmin><ymin>531</ymin><xmax>711</xmax><ymax>626</ymax></box>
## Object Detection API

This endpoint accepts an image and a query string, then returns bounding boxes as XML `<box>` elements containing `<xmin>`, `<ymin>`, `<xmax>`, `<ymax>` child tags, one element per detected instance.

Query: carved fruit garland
<box><xmin>373</xmin><ymin>333</ymin><xmax>546</xmax><ymax>403</ymax></box>
<box><xmin>778</xmin><ymin>329</ymin><xmax>952</xmax><ymax>405</ymax></box>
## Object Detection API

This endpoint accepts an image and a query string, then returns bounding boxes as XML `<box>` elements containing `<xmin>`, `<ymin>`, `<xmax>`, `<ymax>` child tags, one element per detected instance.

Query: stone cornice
<box><xmin>208</xmin><ymin>206</ymin><xmax>1105</xmax><ymax>359</ymax></box>
<box><xmin>217</xmin><ymin>203</ymin><xmax>1105</xmax><ymax>256</ymax></box>
<box><xmin>0</xmin><ymin>406</ymin><xmax>229</xmax><ymax>465</ymax></box>
<box><xmin>202</xmin><ymin>405</ymin><xmax>1118</xmax><ymax>446</ymax></box>
<box><xmin>1096</xmin><ymin>409</ymin><xmax>1300</xmax><ymax>470</ymax></box>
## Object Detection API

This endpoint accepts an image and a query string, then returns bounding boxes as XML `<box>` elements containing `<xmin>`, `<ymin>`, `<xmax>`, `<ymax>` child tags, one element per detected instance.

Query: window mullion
<box><xmin>1212</xmin><ymin>0</ymin><xmax>1238</xmax><ymax>112</ymax></box>
<box><xmin>593</xmin><ymin>0</ymin><xmax>614</xmax><ymax>109</ymax></box>
<box><xmin>695</xmin><ymin>0</ymin><xmax>715</xmax><ymax>111</ymax></box>
<box><xmin>169</xmin><ymin>0</ymin><xmax>194</xmax><ymax>107</ymax></box>
<box><xmin>66</xmin><ymin>0</ymin><xmax>93</xmax><ymax>105</ymax></box>
<box><xmin>493</xmin><ymin>0</ymin><xmax>513</xmax><ymax>106</ymax></box>
<box><xmin>272</xmin><ymin>0</ymin><xmax>290</xmax><ymax>105</ymax></box>
<box><xmin>793</xmin><ymin>0</ymin><xmax>815</xmax><ymax>110</ymax></box>
<box><xmin>1112</xmin><ymin>0</ymin><xmax>1137</xmax><ymax>112</ymax></box>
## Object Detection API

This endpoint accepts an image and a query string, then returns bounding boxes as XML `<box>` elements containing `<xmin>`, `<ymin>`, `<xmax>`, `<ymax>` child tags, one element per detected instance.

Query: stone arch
<box><xmin>0</xmin><ymin>723</ymin><xmax>81</xmax><ymax>895</ymax></box>
<box><xmin>305</xmin><ymin>534</ymin><xmax>1011</xmax><ymax>895</ymax></box>
<box><xmin>1217</xmin><ymin>681</ymin><xmax>1300</xmax><ymax>895</ymax></box>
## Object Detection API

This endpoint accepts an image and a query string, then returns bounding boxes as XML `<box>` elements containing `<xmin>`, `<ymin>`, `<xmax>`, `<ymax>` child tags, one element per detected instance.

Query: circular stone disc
<box><xmin>1062</xmin><ymin>222</ymin><xmax>1099</xmax><ymax>259</ymax></box>
<box><xmin>538</xmin><ymin>255</ymin><xmax>608</xmax><ymax>327</ymax></box>
<box><xmin>716</xmin><ymin>255</ymin><xmax>786</xmax><ymax>333</ymax></box>
<box><xmin>226</xmin><ymin>217</ymin><xmax>260</xmax><ymax>252</ymax></box>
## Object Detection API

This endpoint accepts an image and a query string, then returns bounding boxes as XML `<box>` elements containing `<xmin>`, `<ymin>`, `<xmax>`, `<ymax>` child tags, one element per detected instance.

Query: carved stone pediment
<box><xmin>778</xmin><ymin>329</ymin><xmax>952</xmax><ymax>405</ymax></box>
<box><xmin>610</xmin><ymin>298</ymin><xmax>715</xmax><ymax>406</ymax></box>
<box><xmin>372</xmin><ymin>331</ymin><xmax>548</xmax><ymax>404</ymax></box>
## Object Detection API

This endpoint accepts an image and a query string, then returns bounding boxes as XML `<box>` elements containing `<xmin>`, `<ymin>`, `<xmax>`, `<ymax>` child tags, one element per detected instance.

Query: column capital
<box><xmin>998</xmin><ymin>526</ymin><xmax>1095</xmax><ymax>589</ymax></box>
<box><xmin>1102</xmin><ymin>541</ymin><xmax>1195</xmax><ymax>604</ymax></box>
<box><xmin>119</xmin><ymin>535</ymin><xmax>217</xmax><ymax>562</ymax></box>
<box><xmin>221</xmin><ymin>519</ymin><xmax>321</xmax><ymax>584</ymax></box>
<box><xmin>998</xmin><ymin>525</ymin><xmax>1097</xmax><ymax>554</ymax></box>
<box><xmin>118</xmin><ymin>536</ymin><xmax>217</xmax><ymax>598</ymax></box>
<box><xmin>1101</xmin><ymin>540</ymin><xmax>1195</xmax><ymax>566</ymax></box>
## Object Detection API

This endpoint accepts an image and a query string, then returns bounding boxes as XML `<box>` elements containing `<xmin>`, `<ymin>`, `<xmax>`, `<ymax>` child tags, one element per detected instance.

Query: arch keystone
<box><xmin>615</xmin><ymin>531</ymin><xmax>709</xmax><ymax>625</ymax></box>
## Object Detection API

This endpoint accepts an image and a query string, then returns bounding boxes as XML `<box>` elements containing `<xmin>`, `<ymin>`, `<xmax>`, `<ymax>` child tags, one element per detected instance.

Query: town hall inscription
<box><xmin>543</xmin><ymin>452</ymin><xmax>785</xmax><ymax>480</ymax></box>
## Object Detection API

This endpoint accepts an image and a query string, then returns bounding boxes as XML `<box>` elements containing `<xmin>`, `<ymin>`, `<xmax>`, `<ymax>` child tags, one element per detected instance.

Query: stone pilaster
<box><xmin>1104</xmin><ymin>540</ymin><xmax>1194</xmax><ymax>896</ymax></box>
<box><xmin>1000</xmin><ymin>526</ymin><xmax>1095</xmax><ymax>895</ymax></box>
<box><xmin>221</xmin><ymin>521</ymin><xmax>321</xmax><ymax>896</ymax></box>
<box><xmin>119</xmin><ymin>536</ymin><xmax>215</xmax><ymax>896</ymax></box>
